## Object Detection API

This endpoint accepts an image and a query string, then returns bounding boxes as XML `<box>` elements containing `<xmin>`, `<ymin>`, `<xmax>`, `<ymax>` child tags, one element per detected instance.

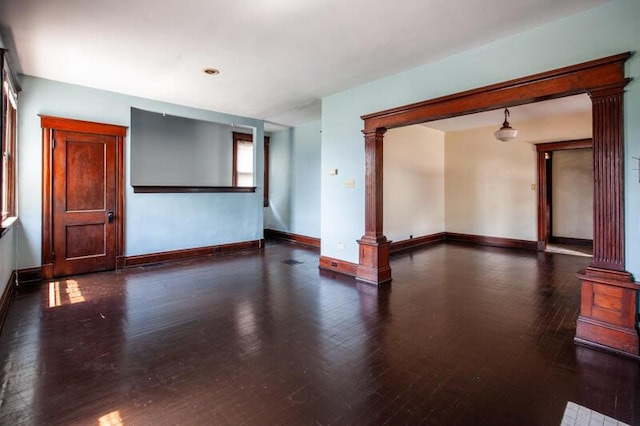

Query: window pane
<box><xmin>237</xmin><ymin>140</ymin><xmax>253</xmax><ymax>174</ymax></box>
<box><xmin>237</xmin><ymin>172</ymin><xmax>253</xmax><ymax>187</ymax></box>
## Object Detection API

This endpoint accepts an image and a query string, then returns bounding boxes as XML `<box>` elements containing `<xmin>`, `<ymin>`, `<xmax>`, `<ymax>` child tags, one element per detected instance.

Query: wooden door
<box><xmin>52</xmin><ymin>131</ymin><xmax>116</xmax><ymax>276</ymax></box>
<box><xmin>41</xmin><ymin>116</ymin><xmax>126</xmax><ymax>279</ymax></box>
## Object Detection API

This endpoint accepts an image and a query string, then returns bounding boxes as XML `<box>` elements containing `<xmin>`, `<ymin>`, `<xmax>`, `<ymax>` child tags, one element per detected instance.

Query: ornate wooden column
<box><xmin>575</xmin><ymin>83</ymin><xmax>639</xmax><ymax>358</ymax></box>
<box><xmin>357</xmin><ymin>128</ymin><xmax>392</xmax><ymax>285</ymax></box>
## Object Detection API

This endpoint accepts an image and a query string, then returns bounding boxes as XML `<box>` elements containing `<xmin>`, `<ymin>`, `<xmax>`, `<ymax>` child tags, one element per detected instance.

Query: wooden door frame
<box><xmin>535</xmin><ymin>139</ymin><xmax>593</xmax><ymax>251</ymax></box>
<box><xmin>358</xmin><ymin>53</ymin><xmax>639</xmax><ymax>358</ymax></box>
<box><xmin>41</xmin><ymin>116</ymin><xmax>127</xmax><ymax>279</ymax></box>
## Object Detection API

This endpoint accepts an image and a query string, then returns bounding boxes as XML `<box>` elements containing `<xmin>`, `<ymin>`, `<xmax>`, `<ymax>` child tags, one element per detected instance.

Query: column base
<box><xmin>575</xmin><ymin>267</ymin><xmax>639</xmax><ymax>358</ymax></box>
<box><xmin>357</xmin><ymin>236</ymin><xmax>392</xmax><ymax>286</ymax></box>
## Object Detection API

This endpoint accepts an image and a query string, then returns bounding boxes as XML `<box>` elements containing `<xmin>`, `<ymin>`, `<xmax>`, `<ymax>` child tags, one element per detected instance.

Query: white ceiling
<box><xmin>0</xmin><ymin>0</ymin><xmax>610</xmax><ymax>130</ymax></box>
<box><xmin>423</xmin><ymin>94</ymin><xmax>592</xmax><ymax>132</ymax></box>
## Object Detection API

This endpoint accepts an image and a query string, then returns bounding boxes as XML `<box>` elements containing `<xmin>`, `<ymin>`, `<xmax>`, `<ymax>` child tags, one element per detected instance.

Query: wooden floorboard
<box><xmin>0</xmin><ymin>242</ymin><xmax>638</xmax><ymax>425</ymax></box>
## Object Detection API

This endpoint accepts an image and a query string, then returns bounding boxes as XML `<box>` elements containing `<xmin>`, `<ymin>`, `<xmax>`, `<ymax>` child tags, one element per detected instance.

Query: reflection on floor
<box><xmin>1</xmin><ymin>241</ymin><xmax>638</xmax><ymax>425</ymax></box>
<box><xmin>546</xmin><ymin>243</ymin><xmax>593</xmax><ymax>257</ymax></box>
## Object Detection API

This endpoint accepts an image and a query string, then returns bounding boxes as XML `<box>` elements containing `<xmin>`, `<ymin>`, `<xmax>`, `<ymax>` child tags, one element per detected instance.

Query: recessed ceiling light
<box><xmin>203</xmin><ymin>68</ymin><xmax>220</xmax><ymax>75</ymax></box>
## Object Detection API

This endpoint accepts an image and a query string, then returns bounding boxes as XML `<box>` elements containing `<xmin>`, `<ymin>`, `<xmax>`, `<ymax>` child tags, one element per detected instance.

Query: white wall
<box><xmin>444</xmin><ymin>112</ymin><xmax>591</xmax><ymax>241</ymax></box>
<box><xmin>322</xmin><ymin>0</ymin><xmax>639</xmax><ymax>266</ymax></box>
<box><xmin>444</xmin><ymin>126</ymin><xmax>537</xmax><ymax>240</ymax></box>
<box><xmin>266</xmin><ymin>121</ymin><xmax>321</xmax><ymax>238</ymax></box>
<box><xmin>384</xmin><ymin>125</ymin><xmax>445</xmax><ymax>242</ymax></box>
<box><xmin>552</xmin><ymin>149</ymin><xmax>593</xmax><ymax>240</ymax></box>
<box><xmin>17</xmin><ymin>76</ymin><xmax>265</xmax><ymax>268</ymax></box>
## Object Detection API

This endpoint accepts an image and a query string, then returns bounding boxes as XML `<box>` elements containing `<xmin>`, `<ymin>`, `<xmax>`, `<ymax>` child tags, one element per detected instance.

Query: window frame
<box><xmin>1</xmin><ymin>50</ymin><xmax>18</xmax><ymax>233</ymax></box>
<box><xmin>232</xmin><ymin>132</ymin><xmax>270</xmax><ymax>206</ymax></box>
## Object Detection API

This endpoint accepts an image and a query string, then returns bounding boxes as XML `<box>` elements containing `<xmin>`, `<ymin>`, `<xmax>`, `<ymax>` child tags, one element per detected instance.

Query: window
<box><xmin>232</xmin><ymin>132</ymin><xmax>254</xmax><ymax>187</ymax></box>
<box><xmin>1</xmin><ymin>55</ymin><xmax>17</xmax><ymax>225</ymax></box>
<box><xmin>232</xmin><ymin>132</ymin><xmax>270</xmax><ymax>206</ymax></box>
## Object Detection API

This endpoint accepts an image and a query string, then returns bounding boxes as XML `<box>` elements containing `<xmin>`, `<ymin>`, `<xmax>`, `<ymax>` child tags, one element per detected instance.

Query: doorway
<box><xmin>357</xmin><ymin>52</ymin><xmax>639</xmax><ymax>358</ymax></box>
<box><xmin>41</xmin><ymin>116</ymin><xmax>126</xmax><ymax>278</ymax></box>
<box><xmin>536</xmin><ymin>139</ymin><xmax>593</xmax><ymax>257</ymax></box>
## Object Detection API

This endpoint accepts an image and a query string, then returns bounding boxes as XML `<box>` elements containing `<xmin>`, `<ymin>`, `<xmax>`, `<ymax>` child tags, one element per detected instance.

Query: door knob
<box><xmin>107</xmin><ymin>211</ymin><xmax>114</xmax><ymax>223</ymax></box>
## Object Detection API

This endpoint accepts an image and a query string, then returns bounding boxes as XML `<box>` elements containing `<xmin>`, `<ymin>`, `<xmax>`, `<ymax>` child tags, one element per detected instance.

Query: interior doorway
<box><xmin>536</xmin><ymin>139</ymin><xmax>593</xmax><ymax>257</ymax></box>
<box><xmin>358</xmin><ymin>52</ymin><xmax>638</xmax><ymax>358</ymax></box>
<box><xmin>41</xmin><ymin>116</ymin><xmax>126</xmax><ymax>278</ymax></box>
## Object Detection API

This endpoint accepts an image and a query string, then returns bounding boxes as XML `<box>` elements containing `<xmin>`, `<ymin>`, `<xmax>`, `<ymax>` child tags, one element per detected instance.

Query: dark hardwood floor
<box><xmin>0</xmin><ymin>242</ymin><xmax>638</xmax><ymax>425</ymax></box>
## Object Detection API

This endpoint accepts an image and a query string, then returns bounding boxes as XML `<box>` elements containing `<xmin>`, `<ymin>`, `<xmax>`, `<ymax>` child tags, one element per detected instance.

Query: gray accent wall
<box><xmin>131</xmin><ymin>108</ymin><xmax>235</xmax><ymax>187</ymax></box>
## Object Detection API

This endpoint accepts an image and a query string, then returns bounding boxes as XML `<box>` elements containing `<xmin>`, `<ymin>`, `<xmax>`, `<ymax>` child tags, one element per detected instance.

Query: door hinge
<box><xmin>51</xmin><ymin>138</ymin><xmax>55</xmax><ymax>149</ymax></box>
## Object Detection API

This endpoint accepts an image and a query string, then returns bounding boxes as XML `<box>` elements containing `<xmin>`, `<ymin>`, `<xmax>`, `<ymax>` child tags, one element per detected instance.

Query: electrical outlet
<box><xmin>531</xmin><ymin>184</ymin><xmax>536</xmax><ymax>190</ymax></box>
<box><xmin>337</xmin><ymin>243</ymin><xmax>344</xmax><ymax>250</ymax></box>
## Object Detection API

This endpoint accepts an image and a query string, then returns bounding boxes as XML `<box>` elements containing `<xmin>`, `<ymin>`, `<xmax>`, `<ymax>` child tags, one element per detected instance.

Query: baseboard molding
<box><xmin>17</xmin><ymin>267</ymin><xmax>43</xmax><ymax>285</ymax></box>
<box><xmin>319</xmin><ymin>256</ymin><xmax>358</xmax><ymax>277</ymax></box>
<box><xmin>0</xmin><ymin>271</ymin><xmax>17</xmax><ymax>334</ymax></box>
<box><xmin>125</xmin><ymin>239</ymin><xmax>264</xmax><ymax>268</ymax></box>
<box><xmin>550</xmin><ymin>236</ymin><xmax>593</xmax><ymax>247</ymax></box>
<box><xmin>445</xmin><ymin>232</ymin><xmax>537</xmax><ymax>251</ymax></box>
<box><xmin>390</xmin><ymin>233</ymin><xmax>445</xmax><ymax>254</ymax></box>
<box><xmin>264</xmin><ymin>229</ymin><xmax>320</xmax><ymax>248</ymax></box>
<box><xmin>332</xmin><ymin>232</ymin><xmax>535</xmax><ymax>279</ymax></box>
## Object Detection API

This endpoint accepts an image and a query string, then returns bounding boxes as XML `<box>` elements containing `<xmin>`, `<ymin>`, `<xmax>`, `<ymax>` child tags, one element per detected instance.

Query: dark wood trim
<box><xmin>549</xmin><ymin>236</ymin><xmax>593</xmax><ymax>247</ymax></box>
<box><xmin>40</xmin><ymin>115</ymin><xmax>127</xmax><ymax>136</ymax></box>
<box><xmin>356</xmin><ymin>128</ymin><xmax>391</xmax><ymax>285</ymax></box>
<box><xmin>17</xmin><ymin>267</ymin><xmax>43</xmax><ymax>285</ymax></box>
<box><xmin>41</xmin><ymin>126</ymin><xmax>52</xmax><ymax>277</ymax></box>
<box><xmin>0</xmin><ymin>270</ymin><xmax>16</xmax><ymax>334</ymax></box>
<box><xmin>2</xmin><ymin>50</ymin><xmax>18</xmax><ymax>225</ymax></box>
<box><xmin>445</xmin><ymin>233</ymin><xmax>538</xmax><ymax>251</ymax></box>
<box><xmin>361</xmin><ymin>52</ymin><xmax>631</xmax><ymax>131</ymax></box>
<box><xmin>264</xmin><ymin>229</ymin><xmax>320</xmax><ymax>248</ymax></box>
<box><xmin>574</xmin><ymin>81</ymin><xmax>638</xmax><ymax>357</ymax></box>
<box><xmin>537</xmin><ymin>151</ymin><xmax>550</xmax><ymax>248</ymax></box>
<box><xmin>389</xmin><ymin>233</ymin><xmax>445</xmax><ymax>254</ymax></box>
<box><xmin>319</xmin><ymin>256</ymin><xmax>358</xmax><ymax>278</ymax></box>
<box><xmin>535</xmin><ymin>139</ymin><xmax>593</xmax><ymax>152</ymax></box>
<box><xmin>232</xmin><ymin>132</ymin><xmax>270</xmax><ymax>204</ymax></box>
<box><xmin>535</xmin><ymin>139</ymin><xmax>594</xmax><ymax>250</ymax></box>
<box><xmin>40</xmin><ymin>116</ymin><xmax>127</xmax><ymax>277</ymax></box>
<box><xmin>359</xmin><ymin>53</ymin><xmax>629</xmax><ymax>285</ymax></box>
<box><xmin>133</xmin><ymin>186</ymin><xmax>256</xmax><ymax>193</ymax></box>
<box><xmin>264</xmin><ymin>136</ymin><xmax>270</xmax><ymax>208</ymax></box>
<box><xmin>125</xmin><ymin>240</ymin><xmax>263</xmax><ymax>268</ymax></box>
<box><xmin>231</xmin><ymin>132</ymin><xmax>245</xmax><ymax>187</ymax></box>
<box><xmin>41</xmin><ymin>264</ymin><xmax>54</xmax><ymax>280</ymax></box>
<box><xmin>360</xmin><ymin>52</ymin><xmax>636</xmax><ymax>357</ymax></box>
<box><xmin>590</xmin><ymin>86</ymin><xmax>625</xmax><ymax>271</ymax></box>
<box><xmin>576</xmin><ymin>268</ymin><xmax>639</xmax><ymax>358</ymax></box>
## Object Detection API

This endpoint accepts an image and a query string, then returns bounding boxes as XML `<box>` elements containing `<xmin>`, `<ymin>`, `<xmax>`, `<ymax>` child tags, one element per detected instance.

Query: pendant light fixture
<box><xmin>494</xmin><ymin>108</ymin><xmax>518</xmax><ymax>142</ymax></box>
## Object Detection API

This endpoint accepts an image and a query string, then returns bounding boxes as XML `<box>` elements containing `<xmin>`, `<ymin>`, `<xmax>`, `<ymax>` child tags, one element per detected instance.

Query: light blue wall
<box><xmin>266</xmin><ymin>128</ymin><xmax>292</xmax><ymax>231</ymax></box>
<box><xmin>267</xmin><ymin>120</ymin><xmax>321</xmax><ymax>238</ymax></box>
<box><xmin>0</xmin><ymin>226</ymin><xmax>15</xmax><ymax>296</ymax></box>
<box><xmin>321</xmin><ymin>0</ymin><xmax>640</xmax><ymax>272</ymax></box>
<box><xmin>17</xmin><ymin>76</ymin><xmax>265</xmax><ymax>268</ymax></box>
